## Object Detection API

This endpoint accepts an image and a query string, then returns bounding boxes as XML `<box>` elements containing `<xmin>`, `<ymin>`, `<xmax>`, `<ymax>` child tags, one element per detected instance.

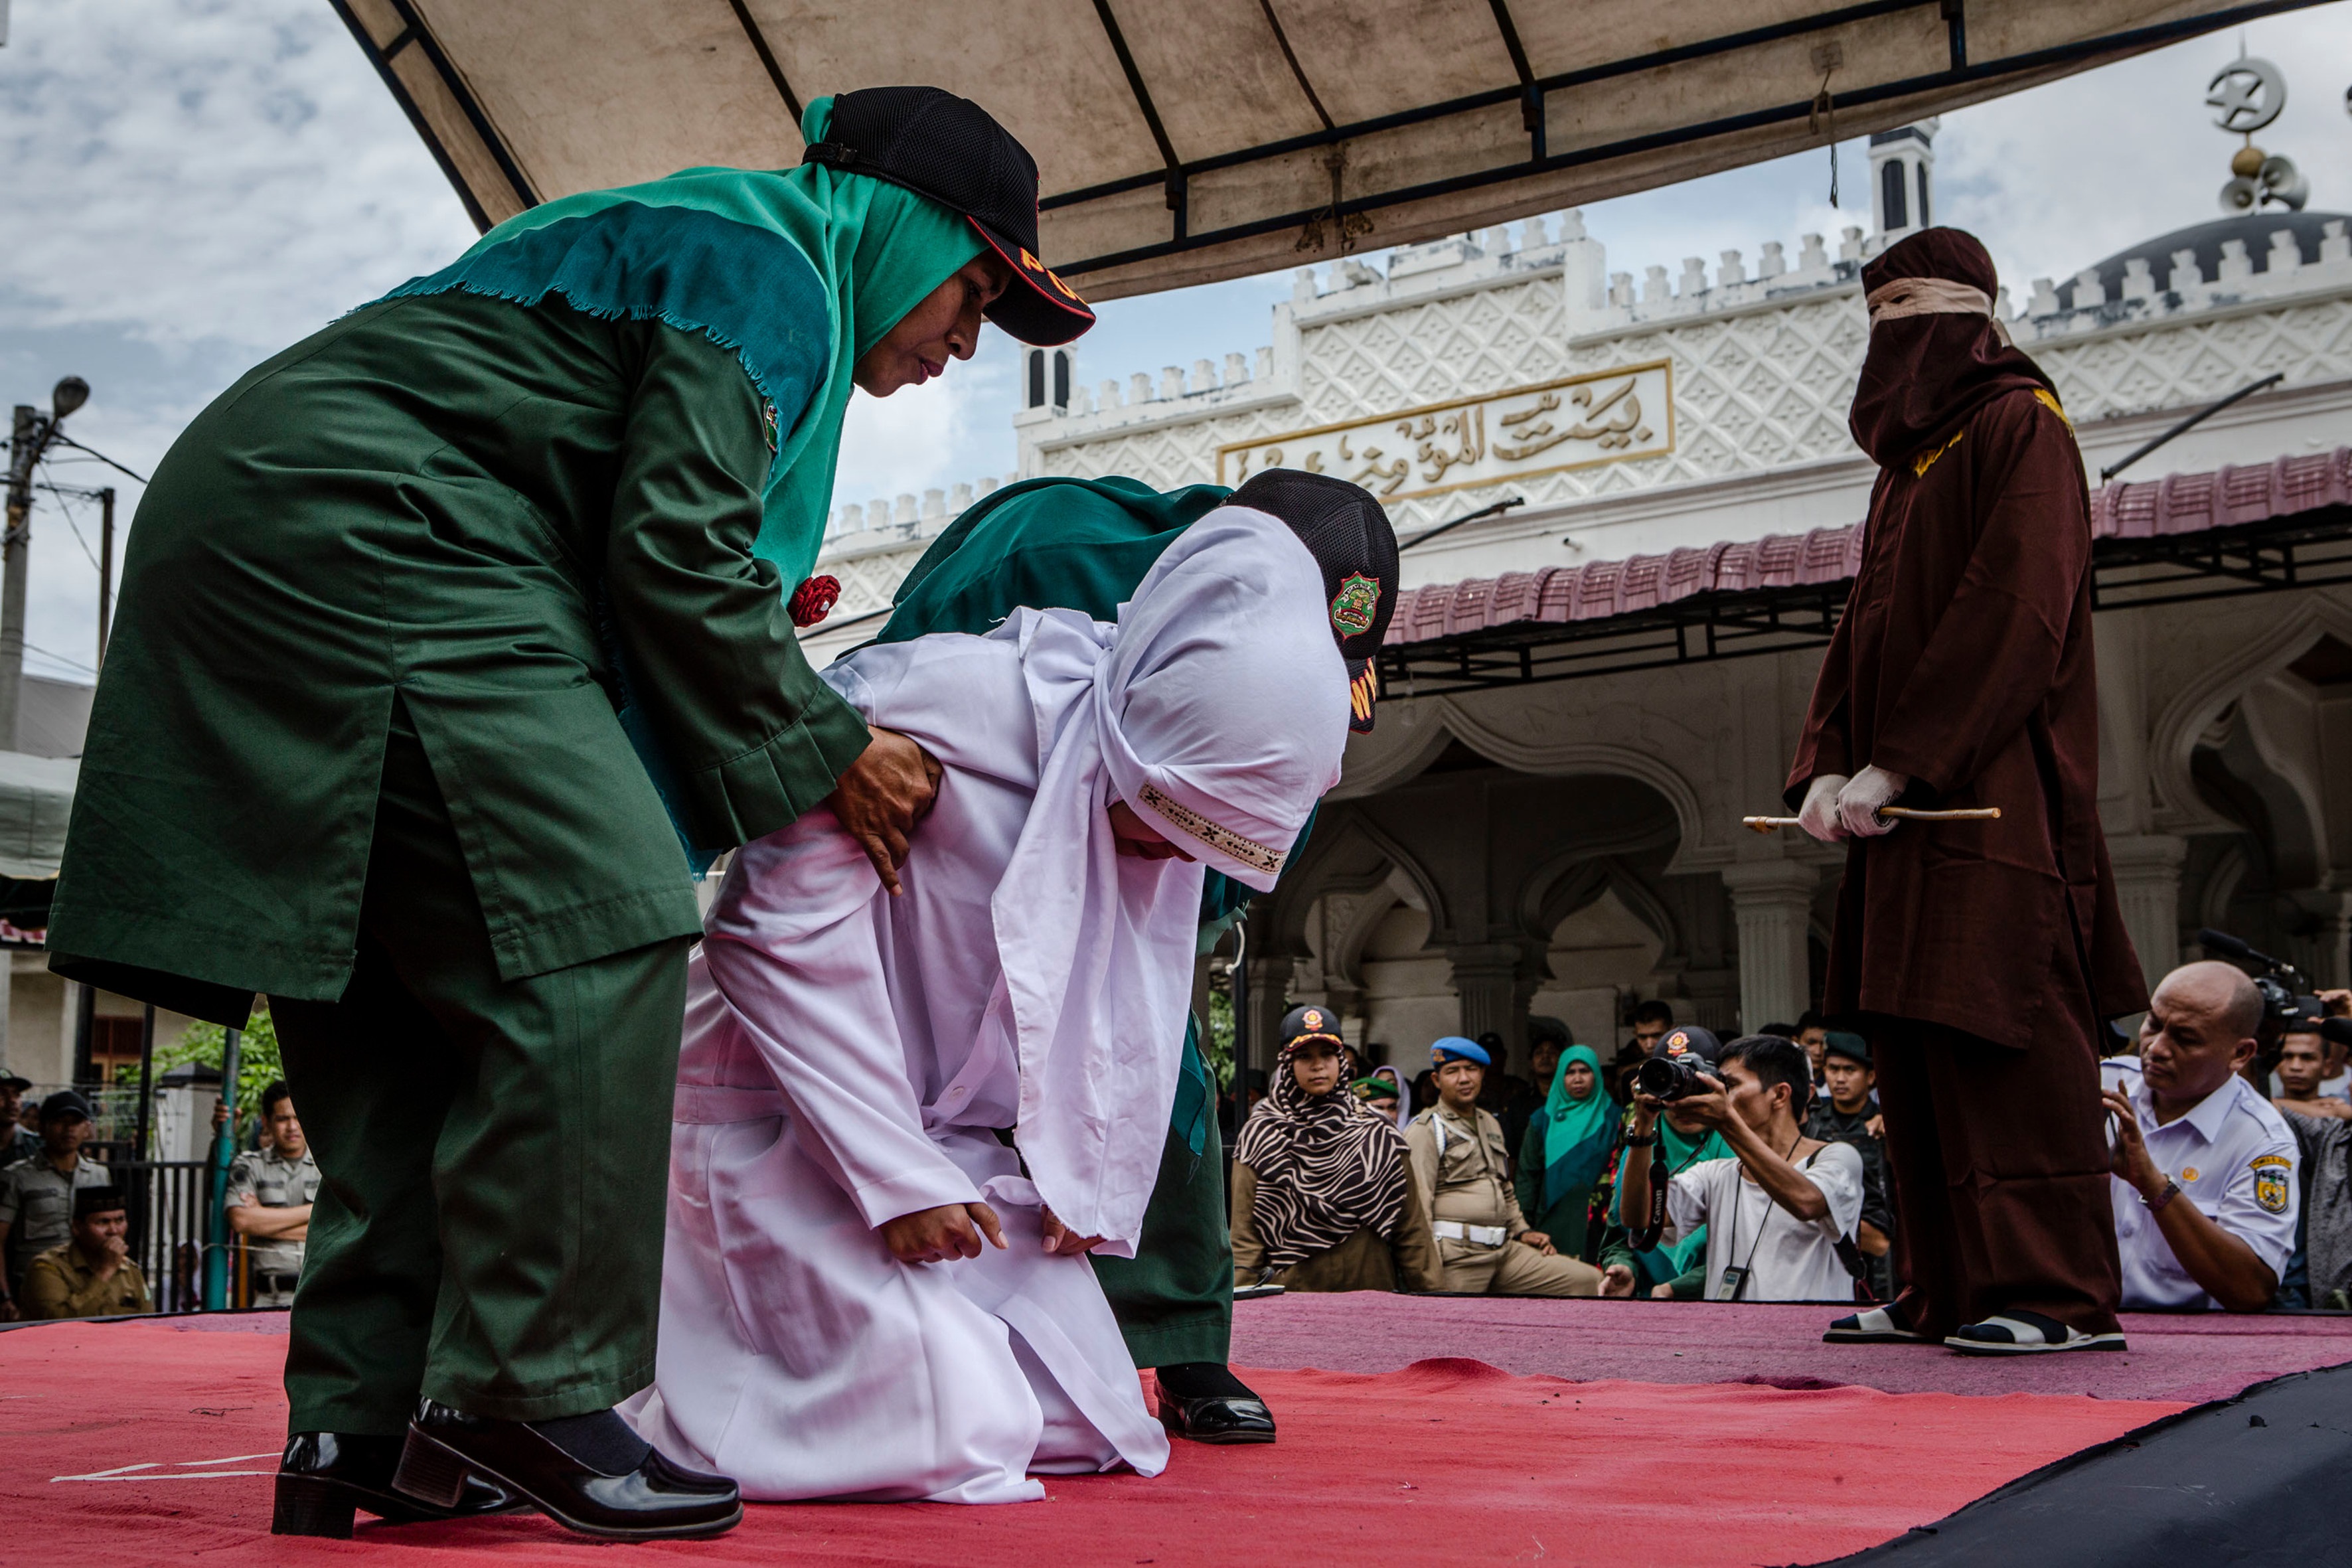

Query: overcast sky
<box><xmin>3</xmin><ymin>1</ymin><xmax>2351</xmax><ymax>685</ymax></box>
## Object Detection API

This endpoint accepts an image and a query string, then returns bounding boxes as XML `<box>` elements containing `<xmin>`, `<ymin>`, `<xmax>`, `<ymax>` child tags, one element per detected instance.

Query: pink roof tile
<box><xmin>1387</xmin><ymin>447</ymin><xmax>2352</xmax><ymax>646</ymax></box>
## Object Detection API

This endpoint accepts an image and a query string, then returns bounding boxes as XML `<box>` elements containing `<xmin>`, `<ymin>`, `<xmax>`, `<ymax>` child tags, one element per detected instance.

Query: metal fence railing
<box><xmin>114</xmin><ymin>1158</ymin><xmax>254</xmax><ymax>1314</ymax></box>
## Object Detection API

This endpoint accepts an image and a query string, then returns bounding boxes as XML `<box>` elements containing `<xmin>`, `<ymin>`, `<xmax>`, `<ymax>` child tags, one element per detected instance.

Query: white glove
<box><xmin>1796</xmin><ymin>773</ymin><xmax>1848</xmax><ymax>842</ymax></box>
<box><xmin>1836</xmin><ymin>765</ymin><xmax>1911</xmax><ymax>838</ymax></box>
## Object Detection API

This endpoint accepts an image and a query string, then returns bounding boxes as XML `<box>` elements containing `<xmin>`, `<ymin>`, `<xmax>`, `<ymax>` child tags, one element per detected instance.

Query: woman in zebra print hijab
<box><xmin>1231</xmin><ymin>1006</ymin><xmax>1420</xmax><ymax>1283</ymax></box>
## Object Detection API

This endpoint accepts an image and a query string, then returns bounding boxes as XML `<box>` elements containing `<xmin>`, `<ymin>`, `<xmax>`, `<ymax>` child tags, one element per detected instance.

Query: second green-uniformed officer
<box><xmin>44</xmin><ymin>88</ymin><xmax>1093</xmax><ymax>1542</ymax></box>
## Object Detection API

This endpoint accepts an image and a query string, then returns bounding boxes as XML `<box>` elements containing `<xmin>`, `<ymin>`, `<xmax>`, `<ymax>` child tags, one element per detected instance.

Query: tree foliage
<box><xmin>154</xmin><ymin>1006</ymin><xmax>284</xmax><ymax>1124</ymax></box>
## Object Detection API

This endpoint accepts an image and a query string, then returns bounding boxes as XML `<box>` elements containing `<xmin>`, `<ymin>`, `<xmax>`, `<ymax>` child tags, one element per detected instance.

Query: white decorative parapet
<box><xmin>823</xmin><ymin>475</ymin><xmax>1003</xmax><ymax>551</ymax></box>
<box><xmin>2013</xmin><ymin>219</ymin><xmax>2352</xmax><ymax>341</ymax></box>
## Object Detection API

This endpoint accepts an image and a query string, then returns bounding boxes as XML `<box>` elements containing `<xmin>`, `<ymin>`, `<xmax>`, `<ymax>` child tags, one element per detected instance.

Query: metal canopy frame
<box><xmin>325</xmin><ymin>0</ymin><xmax>2330</xmax><ymax>298</ymax></box>
<box><xmin>1377</xmin><ymin>505</ymin><xmax>2352</xmax><ymax>697</ymax></box>
<box><xmin>1047</xmin><ymin>0</ymin><xmax>2320</xmax><ymax>279</ymax></box>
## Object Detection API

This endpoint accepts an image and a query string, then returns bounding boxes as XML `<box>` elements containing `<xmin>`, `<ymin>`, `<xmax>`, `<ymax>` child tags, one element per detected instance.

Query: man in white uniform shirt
<box><xmin>1618</xmin><ymin>1034</ymin><xmax>1864</xmax><ymax>1303</ymax></box>
<box><xmin>2101</xmin><ymin>961</ymin><xmax>2297</xmax><ymax>1314</ymax></box>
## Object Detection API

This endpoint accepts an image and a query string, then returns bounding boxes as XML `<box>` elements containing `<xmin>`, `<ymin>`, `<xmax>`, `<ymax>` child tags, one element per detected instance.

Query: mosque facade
<box><xmin>807</xmin><ymin>119</ymin><xmax>2352</xmax><ymax>1082</ymax></box>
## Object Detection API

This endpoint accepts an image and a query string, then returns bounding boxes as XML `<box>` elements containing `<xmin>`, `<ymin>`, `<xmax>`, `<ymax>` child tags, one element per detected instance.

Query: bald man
<box><xmin>2101</xmin><ymin>963</ymin><xmax>2298</xmax><ymax>1314</ymax></box>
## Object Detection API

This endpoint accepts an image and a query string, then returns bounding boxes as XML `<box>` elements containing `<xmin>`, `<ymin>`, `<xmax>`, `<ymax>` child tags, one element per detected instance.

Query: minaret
<box><xmin>1867</xmin><ymin>119</ymin><xmax>1938</xmax><ymax>242</ymax></box>
<box><xmin>1023</xmin><ymin>345</ymin><xmax>1073</xmax><ymax>412</ymax></box>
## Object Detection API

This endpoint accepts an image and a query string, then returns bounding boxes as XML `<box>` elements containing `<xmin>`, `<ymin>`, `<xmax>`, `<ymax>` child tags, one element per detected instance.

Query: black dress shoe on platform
<box><xmin>1154</xmin><ymin>1362</ymin><xmax>1277</xmax><ymax>1445</ymax></box>
<box><xmin>393</xmin><ymin>1400</ymin><xmax>742</xmax><ymax>1541</ymax></box>
<box><xmin>271</xmin><ymin>1431</ymin><xmax>522</xmax><ymax>1537</ymax></box>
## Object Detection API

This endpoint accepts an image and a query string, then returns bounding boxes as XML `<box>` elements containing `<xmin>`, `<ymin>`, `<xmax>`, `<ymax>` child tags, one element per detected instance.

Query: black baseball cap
<box><xmin>0</xmin><ymin>1070</ymin><xmax>30</xmax><ymax>1091</ymax></box>
<box><xmin>40</xmin><ymin>1089</ymin><xmax>93</xmax><ymax>1124</ymax></box>
<box><xmin>1279</xmin><ymin>1004</ymin><xmax>1346</xmax><ymax>1050</ymax></box>
<box><xmin>1647</xmin><ymin>1025</ymin><xmax>1723</xmax><ymax>1067</ymax></box>
<box><xmin>1229</xmin><ymin>469</ymin><xmax>1399</xmax><ymax>732</ymax></box>
<box><xmin>803</xmin><ymin>86</ymin><xmax>1095</xmax><ymax>347</ymax></box>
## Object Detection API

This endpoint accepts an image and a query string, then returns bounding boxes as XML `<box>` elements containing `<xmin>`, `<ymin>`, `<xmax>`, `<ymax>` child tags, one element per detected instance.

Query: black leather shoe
<box><xmin>1156</xmin><ymin>1389</ymin><xmax>1278</xmax><ymax>1445</ymax></box>
<box><xmin>272</xmin><ymin>1431</ymin><xmax>522</xmax><ymax>1537</ymax></box>
<box><xmin>392</xmin><ymin>1400</ymin><xmax>742</xmax><ymax>1541</ymax></box>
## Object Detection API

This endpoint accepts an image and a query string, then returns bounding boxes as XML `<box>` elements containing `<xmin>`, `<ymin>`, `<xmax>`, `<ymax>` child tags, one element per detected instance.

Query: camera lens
<box><xmin>1632</xmin><ymin>1056</ymin><xmax>1699</xmax><ymax>1101</ymax></box>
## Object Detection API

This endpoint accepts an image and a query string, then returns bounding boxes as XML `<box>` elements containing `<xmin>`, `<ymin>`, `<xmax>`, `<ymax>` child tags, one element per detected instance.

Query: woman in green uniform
<box><xmin>45</xmin><ymin>88</ymin><xmax>1092</xmax><ymax>1542</ymax></box>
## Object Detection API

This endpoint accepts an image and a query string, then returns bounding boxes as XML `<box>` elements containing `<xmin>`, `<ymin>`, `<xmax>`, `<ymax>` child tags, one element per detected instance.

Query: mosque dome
<box><xmin>2057</xmin><ymin>210</ymin><xmax>2351</xmax><ymax>310</ymax></box>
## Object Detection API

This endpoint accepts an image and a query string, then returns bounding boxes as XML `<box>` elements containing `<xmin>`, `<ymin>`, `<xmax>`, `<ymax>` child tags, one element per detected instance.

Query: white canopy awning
<box><xmin>0</xmin><ymin>751</ymin><xmax>77</xmax><ymax>881</ymax></box>
<box><xmin>333</xmin><ymin>0</ymin><xmax>2322</xmax><ymax>301</ymax></box>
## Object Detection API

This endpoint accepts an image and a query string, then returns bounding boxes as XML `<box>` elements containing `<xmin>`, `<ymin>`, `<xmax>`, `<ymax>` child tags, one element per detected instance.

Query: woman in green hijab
<box><xmin>47</xmin><ymin>88</ymin><xmax>1092</xmax><ymax>1542</ymax></box>
<box><xmin>1516</xmin><ymin>1045</ymin><xmax>1616</xmax><ymax>1257</ymax></box>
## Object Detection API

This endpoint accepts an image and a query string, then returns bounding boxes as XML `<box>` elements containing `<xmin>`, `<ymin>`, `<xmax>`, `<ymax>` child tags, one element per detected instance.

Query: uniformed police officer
<box><xmin>0</xmin><ymin>1091</ymin><xmax>112</xmax><ymax>1318</ymax></box>
<box><xmin>1803</xmin><ymin>1032</ymin><xmax>1895</xmax><ymax>1302</ymax></box>
<box><xmin>1406</xmin><ymin>1038</ymin><xmax>1621</xmax><ymax>1296</ymax></box>
<box><xmin>227</xmin><ymin>1081</ymin><xmax>322</xmax><ymax>1308</ymax></box>
<box><xmin>23</xmin><ymin>1185</ymin><xmax>153</xmax><ymax>1319</ymax></box>
<box><xmin>2098</xmin><ymin>961</ymin><xmax>2299</xmax><ymax>1319</ymax></box>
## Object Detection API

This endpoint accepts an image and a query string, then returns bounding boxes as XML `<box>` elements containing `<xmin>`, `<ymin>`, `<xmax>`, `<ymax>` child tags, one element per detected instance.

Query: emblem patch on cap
<box><xmin>1302</xmin><ymin>1009</ymin><xmax>1324</xmax><ymax>1030</ymax></box>
<box><xmin>2253</xmin><ymin>1154</ymin><xmax>2291</xmax><ymax>1214</ymax></box>
<box><xmin>1665</xmin><ymin>1031</ymin><xmax>1689</xmax><ymax>1054</ymax></box>
<box><xmin>1331</xmin><ymin>572</ymin><xmax>1381</xmax><ymax>637</ymax></box>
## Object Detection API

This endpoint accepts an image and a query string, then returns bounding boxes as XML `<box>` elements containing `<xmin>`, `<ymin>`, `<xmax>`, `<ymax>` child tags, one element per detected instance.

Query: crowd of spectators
<box><xmin>0</xmin><ymin>1089</ymin><xmax>114</xmax><ymax>1320</ymax></box>
<box><xmin>0</xmin><ymin>1075</ymin><xmax>318</xmax><ymax>1320</ymax></box>
<box><xmin>1225</xmin><ymin>957</ymin><xmax>2352</xmax><ymax>1318</ymax></box>
<box><xmin>8</xmin><ymin>967</ymin><xmax>2351</xmax><ymax>1323</ymax></box>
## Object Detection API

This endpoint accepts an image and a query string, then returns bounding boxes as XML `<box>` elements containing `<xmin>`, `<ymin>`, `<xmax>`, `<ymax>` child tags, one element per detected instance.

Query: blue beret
<box><xmin>1431</xmin><ymin>1036</ymin><xmax>1490</xmax><ymax>1067</ymax></box>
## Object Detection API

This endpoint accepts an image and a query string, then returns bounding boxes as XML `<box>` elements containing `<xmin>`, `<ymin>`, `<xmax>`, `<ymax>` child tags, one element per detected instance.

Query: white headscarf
<box><xmin>832</xmin><ymin>505</ymin><xmax>1347</xmax><ymax>1249</ymax></box>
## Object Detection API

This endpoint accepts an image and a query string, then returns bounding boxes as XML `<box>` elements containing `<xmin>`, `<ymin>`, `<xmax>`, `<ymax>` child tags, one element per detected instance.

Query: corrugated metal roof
<box><xmin>1387</xmin><ymin>446</ymin><xmax>2352</xmax><ymax>646</ymax></box>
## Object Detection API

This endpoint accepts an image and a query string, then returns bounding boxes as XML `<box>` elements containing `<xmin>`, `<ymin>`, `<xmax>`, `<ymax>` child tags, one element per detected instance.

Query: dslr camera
<box><xmin>1632</xmin><ymin>1053</ymin><xmax>1715</xmax><ymax>1103</ymax></box>
<box><xmin>2198</xmin><ymin>928</ymin><xmax>2321</xmax><ymax>1032</ymax></box>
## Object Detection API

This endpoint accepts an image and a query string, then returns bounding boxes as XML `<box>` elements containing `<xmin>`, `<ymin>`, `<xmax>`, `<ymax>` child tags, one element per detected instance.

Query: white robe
<box><xmin>627</xmin><ymin>507</ymin><xmax>1348</xmax><ymax>1504</ymax></box>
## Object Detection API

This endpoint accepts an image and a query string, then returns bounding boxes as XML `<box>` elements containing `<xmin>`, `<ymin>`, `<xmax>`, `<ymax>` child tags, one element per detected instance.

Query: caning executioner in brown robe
<box><xmin>1785</xmin><ymin>228</ymin><xmax>2148</xmax><ymax>1340</ymax></box>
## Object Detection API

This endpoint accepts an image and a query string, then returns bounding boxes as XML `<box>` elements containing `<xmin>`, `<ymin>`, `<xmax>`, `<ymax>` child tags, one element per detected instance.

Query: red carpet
<box><xmin>3</xmin><ymin>1313</ymin><xmax>2215</xmax><ymax>1567</ymax></box>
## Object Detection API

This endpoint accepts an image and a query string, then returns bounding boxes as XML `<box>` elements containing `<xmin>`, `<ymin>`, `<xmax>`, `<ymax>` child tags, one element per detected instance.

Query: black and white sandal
<box><xmin>1822</xmin><ymin>1306</ymin><xmax>1932</xmax><ymax>1345</ymax></box>
<box><xmin>1944</xmin><ymin>1309</ymin><xmax>2127</xmax><ymax>1356</ymax></box>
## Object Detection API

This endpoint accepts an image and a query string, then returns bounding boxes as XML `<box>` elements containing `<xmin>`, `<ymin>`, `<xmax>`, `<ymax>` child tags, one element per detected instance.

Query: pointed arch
<box><xmin>2150</xmin><ymin>595</ymin><xmax>2352</xmax><ymax>835</ymax></box>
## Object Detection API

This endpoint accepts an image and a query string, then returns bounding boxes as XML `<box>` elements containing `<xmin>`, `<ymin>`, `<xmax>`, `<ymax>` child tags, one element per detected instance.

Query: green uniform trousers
<box><xmin>272</xmin><ymin>699</ymin><xmax>690</xmax><ymax>1433</ymax></box>
<box><xmin>1091</xmin><ymin>1113</ymin><xmax>1234</xmax><ymax>1370</ymax></box>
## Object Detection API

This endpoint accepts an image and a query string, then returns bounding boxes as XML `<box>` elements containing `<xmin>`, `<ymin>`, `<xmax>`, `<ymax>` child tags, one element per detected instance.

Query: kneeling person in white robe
<box><xmin>627</xmin><ymin>503</ymin><xmax>1354</xmax><ymax>1503</ymax></box>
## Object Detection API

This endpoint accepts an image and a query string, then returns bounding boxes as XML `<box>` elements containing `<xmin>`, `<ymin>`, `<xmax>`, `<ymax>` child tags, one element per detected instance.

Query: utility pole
<box><xmin>0</xmin><ymin>376</ymin><xmax>88</xmax><ymax>749</ymax></box>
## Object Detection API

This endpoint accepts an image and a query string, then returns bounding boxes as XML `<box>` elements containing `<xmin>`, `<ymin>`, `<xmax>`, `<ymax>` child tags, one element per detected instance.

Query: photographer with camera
<box><xmin>1616</xmin><ymin>1034</ymin><xmax>1864</xmax><ymax>1303</ymax></box>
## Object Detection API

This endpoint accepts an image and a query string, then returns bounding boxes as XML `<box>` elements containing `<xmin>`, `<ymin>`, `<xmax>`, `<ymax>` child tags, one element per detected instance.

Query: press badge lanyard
<box><xmin>1715</xmin><ymin>1135</ymin><xmax>1809</xmax><ymax>1302</ymax></box>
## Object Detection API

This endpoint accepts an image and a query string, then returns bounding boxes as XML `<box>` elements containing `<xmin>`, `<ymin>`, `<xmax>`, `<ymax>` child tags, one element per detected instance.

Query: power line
<box><xmin>42</xmin><ymin>431</ymin><xmax>147</xmax><ymax>485</ymax></box>
<box><xmin>34</xmin><ymin>479</ymin><xmax>105</xmax><ymax>574</ymax></box>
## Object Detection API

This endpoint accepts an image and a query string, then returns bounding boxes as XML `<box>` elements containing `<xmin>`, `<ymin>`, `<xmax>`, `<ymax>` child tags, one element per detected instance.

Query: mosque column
<box><xmin>2293</xmin><ymin>889</ymin><xmax>2352</xmax><ymax>990</ymax></box>
<box><xmin>2106</xmin><ymin>834</ymin><xmax>2187</xmax><ymax>994</ymax></box>
<box><xmin>1242</xmin><ymin>953</ymin><xmax>1293</xmax><ymax>1086</ymax></box>
<box><xmin>1446</xmin><ymin>942</ymin><xmax>1528</xmax><ymax>1071</ymax></box>
<box><xmin>1720</xmin><ymin>860</ymin><xmax>1821</xmax><ymax>1033</ymax></box>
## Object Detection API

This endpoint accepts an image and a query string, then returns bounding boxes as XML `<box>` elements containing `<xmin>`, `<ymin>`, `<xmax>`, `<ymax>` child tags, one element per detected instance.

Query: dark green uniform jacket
<box><xmin>49</xmin><ymin>293</ymin><xmax>869</xmax><ymax>1026</ymax></box>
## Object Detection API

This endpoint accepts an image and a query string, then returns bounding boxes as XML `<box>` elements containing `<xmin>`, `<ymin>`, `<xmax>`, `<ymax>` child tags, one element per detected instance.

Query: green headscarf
<box><xmin>882</xmin><ymin>473</ymin><xmax>1233</xmax><ymax>641</ymax></box>
<box><xmin>1537</xmin><ymin>1045</ymin><xmax>1613</xmax><ymax>1208</ymax></box>
<box><xmin>380</xmin><ymin>96</ymin><xmax>980</xmax><ymax>591</ymax></box>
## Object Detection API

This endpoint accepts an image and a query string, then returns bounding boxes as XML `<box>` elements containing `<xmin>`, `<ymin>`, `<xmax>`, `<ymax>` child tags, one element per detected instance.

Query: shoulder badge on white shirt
<box><xmin>2252</xmin><ymin>1153</ymin><xmax>2291</xmax><ymax>1214</ymax></box>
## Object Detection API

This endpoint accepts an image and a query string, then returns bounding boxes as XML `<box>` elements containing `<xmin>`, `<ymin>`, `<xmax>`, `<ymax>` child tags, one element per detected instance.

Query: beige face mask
<box><xmin>1865</xmin><ymin>276</ymin><xmax>2015</xmax><ymax>347</ymax></box>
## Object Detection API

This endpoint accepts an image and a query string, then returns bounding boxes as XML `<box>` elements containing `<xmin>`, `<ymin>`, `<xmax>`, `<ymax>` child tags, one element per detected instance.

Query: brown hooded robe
<box><xmin>1786</xmin><ymin>228</ymin><xmax>2146</xmax><ymax>1338</ymax></box>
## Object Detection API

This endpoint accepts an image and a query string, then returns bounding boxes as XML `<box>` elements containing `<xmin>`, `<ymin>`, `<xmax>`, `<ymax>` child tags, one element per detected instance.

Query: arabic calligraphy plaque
<box><xmin>1215</xmin><ymin>360</ymin><xmax>1673</xmax><ymax>501</ymax></box>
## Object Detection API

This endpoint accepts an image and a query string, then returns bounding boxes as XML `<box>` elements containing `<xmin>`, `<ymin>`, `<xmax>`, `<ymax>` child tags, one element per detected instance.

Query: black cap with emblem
<box><xmin>1278</xmin><ymin>1003</ymin><xmax>1348</xmax><ymax>1050</ymax></box>
<box><xmin>1229</xmin><ymin>469</ymin><xmax>1399</xmax><ymax>733</ymax></box>
<box><xmin>801</xmin><ymin>86</ymin><xmax>1095</xmax><ymax>347</ymax></box>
